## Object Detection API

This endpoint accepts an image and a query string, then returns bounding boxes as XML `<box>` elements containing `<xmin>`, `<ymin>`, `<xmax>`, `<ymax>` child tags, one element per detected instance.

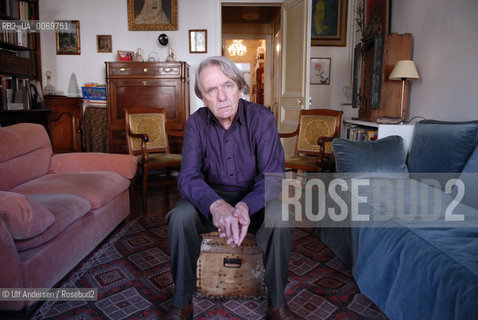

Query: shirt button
<box><xmin>230</xmin><ymin>173</ymin><xmax>234</xmax><ymax>176</ymax></box>
<box><xmin>225</xmin><ymin>139</ymin><xmax>229</xmax><ymax>143</ymax></box>
<box><xmin>228</xmin><ymin>157</ymin><xmax>232</xmax><ymax>160</ymax></box>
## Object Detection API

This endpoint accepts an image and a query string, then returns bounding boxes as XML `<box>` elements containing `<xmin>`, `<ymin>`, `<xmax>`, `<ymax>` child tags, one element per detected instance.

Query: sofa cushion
<box><xmin>453</xmin><ymin>145</ymin><xmax>478</xmax><ymax>209</ymax></box>
<box><xmin>0</xmin><ymin>191</ymin><xmax>55</xmax><ymax>240</ymax></box>
<box><xmin>408</xmin><ymin>120</ymin><xmax>478</xmax><ymax>174</ymax></box>
<box><xmin>10</xmin><ymin>171</ymin><xmax>131</xmax><ymax>209</ymax></box>
<box><xmin>49</xmin><ymin>152</ymin><xmax>138</xmax><ymax>179</ymax></box>
<box><xmin>332</xmin><ymin>136</ymin><xmax>409</xmax><ymax>178</ymax></box>
<box><xmin>0</xmin><ymin>123</ymin><xmax>53</xmax><ymax>190</ymax></box>
<box><xmin>15</xmin><ymin>193</ymin><xmax>91</xmax><ymax>252</ymax></box>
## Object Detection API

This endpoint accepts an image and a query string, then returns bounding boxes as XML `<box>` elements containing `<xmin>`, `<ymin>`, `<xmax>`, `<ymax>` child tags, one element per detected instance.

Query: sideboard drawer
<box><xmin>107</xmin><ymin>62</ymin><xmax>186</xmax><ymax>78</ymax></box>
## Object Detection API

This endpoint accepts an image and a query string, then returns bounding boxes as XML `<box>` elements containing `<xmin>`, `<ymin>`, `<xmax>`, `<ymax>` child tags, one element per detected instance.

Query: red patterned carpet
<box><xmin>31</xmin><ymin>216</ymin><xmax>388</xmax><ymax>320</ymax></box>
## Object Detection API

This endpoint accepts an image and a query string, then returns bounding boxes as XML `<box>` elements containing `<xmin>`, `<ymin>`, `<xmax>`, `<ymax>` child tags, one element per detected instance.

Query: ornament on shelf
<box><xmin>134</xmin><ymin>48</ymin><xmax>144</xmax><ymax>62</ymax></box>
<box><xmin>43</xmin><ymin>70</ymin><xmax>59</xmax><ymax>95</ymax></box>
<box><xmin>166</xmin><ymin>47</ymin><xmax>175</xmax><ymax>62</ymax></box>
<box><xmin>148</xmin><ymin>51</ymin><xmax>159</xmax><ymax>61</ymax></box>
<box><xmin>67</xmin><ymin>73</ymin><xmax>81</xmax><ymax>97</ymax></box>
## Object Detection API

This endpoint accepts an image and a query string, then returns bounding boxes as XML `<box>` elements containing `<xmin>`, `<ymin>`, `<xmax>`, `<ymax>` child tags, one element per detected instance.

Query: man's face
<box><xmin>199</xmin><ymin>65</ymin><xmax>241</xmax><ymax>123</ymax></box>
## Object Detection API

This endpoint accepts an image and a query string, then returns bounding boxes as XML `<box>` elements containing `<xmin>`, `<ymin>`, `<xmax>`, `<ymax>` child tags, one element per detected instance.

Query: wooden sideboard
<box><xmin>105</xmin><ymin>61</ymin><xmax>190</xmax><ymax>154</ymax></box>
<box><xmin>44</xmin><ymin>96</ymin><xmax>83</xmax><ymax>153</ymax></box>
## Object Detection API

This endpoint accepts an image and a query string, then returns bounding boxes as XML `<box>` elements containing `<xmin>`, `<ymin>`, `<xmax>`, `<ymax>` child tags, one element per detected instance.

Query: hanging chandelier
<box><xmin>227</xmin><ymin>40</ymin><xmax>247</xmax><ymax>56</ymax></box>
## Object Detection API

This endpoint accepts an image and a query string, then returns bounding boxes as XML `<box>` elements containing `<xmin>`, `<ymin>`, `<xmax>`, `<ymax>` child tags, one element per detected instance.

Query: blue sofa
<box><xmin>318</xmin><ymin>120</ymin><xmax>478</xmax><ymax>320</ymax></box>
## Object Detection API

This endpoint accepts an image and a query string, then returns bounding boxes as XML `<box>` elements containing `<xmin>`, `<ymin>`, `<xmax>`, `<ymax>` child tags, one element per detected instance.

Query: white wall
<box><xmin>40</xmin><ymin>0</ymin><xmax>356</xmax><ymax>117</ymax></box>
<box><xmin>309</xmin><ymin>0</ymin><xmax>359</xmax><ymax>122</ymax></box>
<box><xmin>392</xmin><ymin>0</ymin><xmax>478</xmax><ymax>121</ymax></box>
<box><xmin>42</xmin><ymin>1</ymin><xmax>478</xmax><ymax>122</ymax></box>
<box><xmin>39</xmin><ymin>0</ymin><xmax>220</xmax><ymax>113</ymax></box>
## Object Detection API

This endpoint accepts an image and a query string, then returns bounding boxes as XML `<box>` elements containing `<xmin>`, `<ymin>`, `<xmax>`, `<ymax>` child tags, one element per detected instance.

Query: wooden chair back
<box><xmin>294</xmin><ymin>109</ymin><xmax>343</xmax><ymax>157</ymax></box>
<box><xmin>125</xmin><ymin>106</ymin><xmax>170</xmax><ymax>155</ymax></box>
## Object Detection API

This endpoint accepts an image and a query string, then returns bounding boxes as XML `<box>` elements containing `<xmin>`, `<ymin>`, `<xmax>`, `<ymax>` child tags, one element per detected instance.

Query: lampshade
<box><xmin>389</xmin><ymin>60</ymin><xmax>420</xmax><ymax>80</ymax></box>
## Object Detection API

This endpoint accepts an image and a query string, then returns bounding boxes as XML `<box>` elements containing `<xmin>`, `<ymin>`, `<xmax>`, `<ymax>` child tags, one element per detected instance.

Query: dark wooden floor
<box><xmin>129</xmin><ymin>183</ymin><xmax>181</xmax><ymax>219</ymax></box>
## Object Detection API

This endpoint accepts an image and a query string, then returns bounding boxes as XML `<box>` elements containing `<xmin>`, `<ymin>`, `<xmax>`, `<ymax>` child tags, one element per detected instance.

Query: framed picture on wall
<box><xmin>117</xmin><ymin>50</ymin><xmax>134</xmax><ymax>61</ymax></box>
<box><xmin>97</xmin><ymin>35</ymin><xmax>112</xmax><ymax>53</ymax></box>
<box><xmin>56</xmin><ymin>20</ymin><xmax>80</xmax><ymax>55</ymax></box>
<box><xmin>127</xmin><ymin>0</ymin><xmax>178</xmax><ymax>31</ymax></box>
<box><xmin>189</xmin><ymin>29</ymin><xmax>207</xmax><ymax>53</ymax></box>
<box><xmin>310</xmin><ymin>58</ymin><xmax>331</xmax><ymax>85</ymax></box>
<box><xmin>311</xmin><ymin>0</ymin><xmax>347</xmax><ymax>46</ymax></box>
<box><xmin>365</xmin><ymin>0</ymin><xmax>391</xmax><ymax>35</ymax></box>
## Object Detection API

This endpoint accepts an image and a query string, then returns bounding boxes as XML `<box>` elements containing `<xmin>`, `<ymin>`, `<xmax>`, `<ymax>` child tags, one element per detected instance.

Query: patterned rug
<box><xmin>31</xmin><ymin>216</ymin><xmax>388</xmax><ymax>320</ymax></box>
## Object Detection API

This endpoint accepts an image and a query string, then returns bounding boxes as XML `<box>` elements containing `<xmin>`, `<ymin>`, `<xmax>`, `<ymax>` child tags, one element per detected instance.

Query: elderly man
<box><xmin>166</xmin><ymin>56</ymin><xmax>297</xmax><ymax>320</ymax></box>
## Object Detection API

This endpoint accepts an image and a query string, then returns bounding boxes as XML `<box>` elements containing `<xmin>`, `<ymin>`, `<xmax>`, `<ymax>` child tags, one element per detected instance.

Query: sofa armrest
<box><xmin>0</xmin><ymin>219</ymin><xmax>24</xmax><ymax>302</ymax></box>
<box><xmin>49</xmin><ymin>153</ymin><xmax>138</xmax><ymax>179</ymax></box>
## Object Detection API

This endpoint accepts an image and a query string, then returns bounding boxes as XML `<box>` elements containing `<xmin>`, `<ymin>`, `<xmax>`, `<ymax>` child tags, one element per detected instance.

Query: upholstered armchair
<box><xmin>125</xmin><ymin>107</ymin><xmax>182</xmax><ymax>212</ymax></box>
<box><xmin>279</xmin><ymin>109</ymin><xmax>343</xmax><ymax>173</ymax></box>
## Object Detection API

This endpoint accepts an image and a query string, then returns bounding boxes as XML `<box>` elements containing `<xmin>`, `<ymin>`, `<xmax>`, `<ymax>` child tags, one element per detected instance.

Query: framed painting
<box><xmin>97</xmin><ymin>35</ymin><xmax>112</xmax><ymax>53</ymax></box>
<box><xmin>56</xmin><ymin>20</ymin><xmax>80</xmax><ymax>55</ymax></box>
<box><xmin>365</xmin><ymin>0</ymin><xmax>391</xmax><ymax>35</ymax></box>
<box><xmin>189</xmin><ymin>29</ymin><xmax>207</xmax><ymax>53</ymax></box>
<box><xmin>311</xmin><ymin>0</ymin><xmax>347</xmax><ymax>46</ymax></box>
<box><xmin>128</xmin><ymin>0</ymin><xmax>178</xmax><ymax>31</ymax></box>
<box><xmin>310</xmin><ymin>58</ymin><xmax>331</xmax><ymax>85</ymax></box>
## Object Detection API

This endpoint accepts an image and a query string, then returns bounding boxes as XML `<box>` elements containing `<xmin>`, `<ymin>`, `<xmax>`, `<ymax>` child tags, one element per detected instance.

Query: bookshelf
<box><xmin>0</xmin><ymin>0</ymin><xmax>41</xmax><ymax>112</ymax></box>
<box><xmin>344</xmin><ymin>119</ymin><xmax>415</xmax><ymax>151</ymax></box>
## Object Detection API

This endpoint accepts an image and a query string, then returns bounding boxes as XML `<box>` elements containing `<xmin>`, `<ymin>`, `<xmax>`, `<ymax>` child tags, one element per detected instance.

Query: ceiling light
<box><xmin>228</xmin><ymin>40</ymin><xmax>247</xmax><ymax>57</ymax></box>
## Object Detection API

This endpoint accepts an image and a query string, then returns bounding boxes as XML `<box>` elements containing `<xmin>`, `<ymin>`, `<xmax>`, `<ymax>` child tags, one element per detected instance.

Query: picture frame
<box><xmin>127</xmin><ymin>0</ymin><xmax>178</xmax><ymax>31</ymax></box>
<box><xmin>311</xmin><ymin>0</ymin><xmax>347</xmax><ymax>46</ymax></box>
<box><xmin>365</xmin><ymin>0</ymin><xmax>391</xmax><ymax>35</ymax></box>
<box><xmin>97</xmin><ymin>35</ymin><xmax>112</xmax><ymax>53</ymax></box>
<box><xmin>189</xmin><ymin>29</ymin><xmax>207</xmax><ymax>53</ymax></box>
<box><xmin>117</xmin><ymin>50</ymin><xmax>134</xmax><ymax>61</ymax></box>
<box><xmin>310</xmin><ymin>58</ymin><xmax>331</xmax><ymax>85</ymax></box>
<box><xmin>56</xmin><ymin>20</ymin><xmax>80</xmax><ymax>55</ymax></box>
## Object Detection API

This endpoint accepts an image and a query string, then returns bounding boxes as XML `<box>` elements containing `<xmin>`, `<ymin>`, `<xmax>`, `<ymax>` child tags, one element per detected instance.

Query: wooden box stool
<box><xmin>196</xmin><ymin>232</ymin><xmax>266</xmax><ymax>300</ymax></box>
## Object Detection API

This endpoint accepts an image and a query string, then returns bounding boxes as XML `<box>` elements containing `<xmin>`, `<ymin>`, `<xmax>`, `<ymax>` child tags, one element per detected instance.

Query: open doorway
<box><xmin>221</xmin><ymin>5</ymin><xmax>281</xmax><ymax>116</ymax></box>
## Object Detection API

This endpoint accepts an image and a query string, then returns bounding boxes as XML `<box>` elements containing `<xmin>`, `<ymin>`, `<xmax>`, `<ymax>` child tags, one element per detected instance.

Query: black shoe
<box><xmin>166</xmin><ymin>303</ymin><xmax>193</xmax><ymax>320</ymax></box>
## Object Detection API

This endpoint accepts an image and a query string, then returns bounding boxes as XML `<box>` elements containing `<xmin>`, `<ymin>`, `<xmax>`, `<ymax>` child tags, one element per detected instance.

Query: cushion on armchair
<box><xmin>332</xmin><ymin>135</ymin><xmax>409</xmax><ymax>178</ymax></box>
<box><xmin>0</xmin><ymin>191</ymin><xmax>55</xmax><ymax>240</ymax></box>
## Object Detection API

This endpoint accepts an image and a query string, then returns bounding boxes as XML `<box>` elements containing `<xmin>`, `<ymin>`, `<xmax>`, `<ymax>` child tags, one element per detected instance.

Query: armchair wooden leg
<box><xmin>142</xmin><ymin>168</ymin><xmax>148</xmax><ymax>213</ymax></box>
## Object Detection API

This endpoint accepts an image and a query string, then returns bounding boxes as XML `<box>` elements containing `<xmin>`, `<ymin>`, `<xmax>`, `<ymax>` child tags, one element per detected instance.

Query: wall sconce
<box><xmin>389</xmin><ymin>60</ymin><xmax>420</xmax><ymax>119</ymax></box>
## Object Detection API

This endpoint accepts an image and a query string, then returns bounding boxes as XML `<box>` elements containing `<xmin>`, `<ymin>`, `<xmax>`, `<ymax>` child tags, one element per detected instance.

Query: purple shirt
<box><xmin>178</xmin><ymin>99</ymin><xmax>285</xmax><ymax>217</ymax></box>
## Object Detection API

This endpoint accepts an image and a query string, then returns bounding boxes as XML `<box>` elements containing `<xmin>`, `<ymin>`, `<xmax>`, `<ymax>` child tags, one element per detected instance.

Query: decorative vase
<box><xmin>67</xmin><ymin>73</ymin><xmax>81</xmax><ymax>97</ymax></box>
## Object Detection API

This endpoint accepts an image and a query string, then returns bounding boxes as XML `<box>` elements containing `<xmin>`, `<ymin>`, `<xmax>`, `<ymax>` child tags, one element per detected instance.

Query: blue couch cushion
<box><xmin>454</xmin><ymin>145</ymin><xmax>478</xmax><ymax>209</ymax></box>
<box><xmin>408</xmin><ymin>120</ymin><xmax>478</xmax><ymax>174</ymax></box>
<box><xmin>332</xmin><ymin>135</ymin><xmax>408</xmax><ymax>177</ymax></box>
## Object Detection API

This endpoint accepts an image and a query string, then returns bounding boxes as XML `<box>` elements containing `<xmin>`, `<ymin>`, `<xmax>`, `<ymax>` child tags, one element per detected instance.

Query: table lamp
<box><xmin>389</xmin><ymin>60</ymin><xmax>420</xmax><ymax>119</ymax></box>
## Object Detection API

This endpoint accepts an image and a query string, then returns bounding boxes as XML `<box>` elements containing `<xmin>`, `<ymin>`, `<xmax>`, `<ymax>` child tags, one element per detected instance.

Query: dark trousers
<box><xmin>166</xmin><ymin>190</ymin><xmax>292</xmax><ymax>308</ymax></box>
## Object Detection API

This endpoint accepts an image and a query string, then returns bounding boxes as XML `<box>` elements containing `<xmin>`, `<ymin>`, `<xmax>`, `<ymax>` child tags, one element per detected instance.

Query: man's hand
<box><xmin>210</xmin><ymin>199</ymin><xmax>236</xmax><ymax>242</ymax></box>
<box><xmin>232</xmin><ymin>201</ymin><xmax>250</xmax><ymax>246</ymax></box>
<box><xmin>209</xmin><ymin>199</ymin><xmax>250</xmax><ymax>247</ymax></box>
